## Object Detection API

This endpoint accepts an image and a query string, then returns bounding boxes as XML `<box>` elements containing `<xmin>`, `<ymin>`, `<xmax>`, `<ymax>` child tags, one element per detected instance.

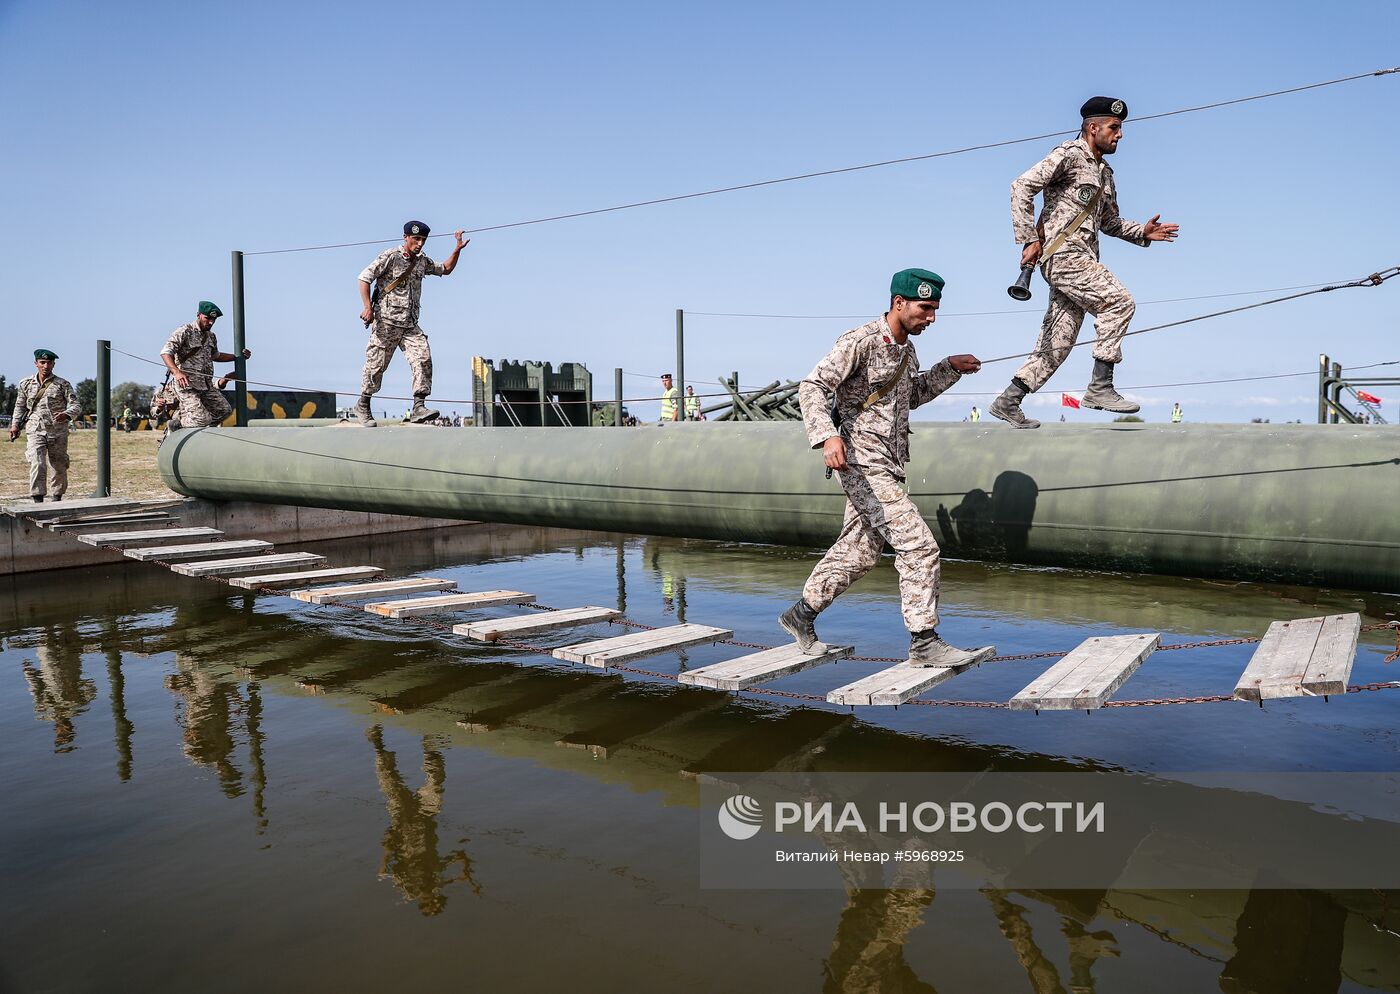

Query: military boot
<box><xmin>354</xmin><ymin>395</ymin><xmax>377</xmax><ymax>428</ymax></box>
<box><xmin>407</xmin><ymin>395</ymin><xmax>441</xmax><ymax>425</ymax></box>
<box><xmin>988</xmin><ymin>378</ymin><xmax>1041</xmax><ymax>429</ymax></box>
<box><xmin>778</xmin><ymin>599</ymin><xmax>823</xmax><ymax>654</ymax></box>
<box><xmin>1081</xmin><ymin>359</ymin><xmax>1140</xmax><ymax>414</ymax></box>
<box><xmin>31</xmin><ymin>495</ymin><xmax>43</xmax><ymax>503</ymax></box>
<box><xmin>908</xmin><ymin>629</ymin><xmax>993</xmax><ymax>669</ymax></box>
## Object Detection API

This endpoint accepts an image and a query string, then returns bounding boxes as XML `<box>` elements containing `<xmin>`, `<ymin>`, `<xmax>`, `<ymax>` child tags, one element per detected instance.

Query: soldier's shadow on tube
<box><xmin>935</xmin><ymin>471</ymin><xmax>1039</xmax><ymax>560</ymax></box>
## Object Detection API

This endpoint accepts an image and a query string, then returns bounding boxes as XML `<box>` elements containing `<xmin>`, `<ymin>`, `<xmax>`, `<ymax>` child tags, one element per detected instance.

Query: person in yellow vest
<box><xmin>1171</xmin><ymin>402</ymin><xmax>1183</xmax><ymax>423</ymax></box>
<box><xmin>969</xmin><ymin>405</ymin><xmax>980</xmax><ymax>422</ymax></box>
<box><xmin>684</xmin><ymin>385</ymin><xmax>704</xmax><ymax>421</ymax></box>
<box><xmin>659</xmin><ymin>373</ymin><xmax>679</xmax><ymax>422</ymax></box>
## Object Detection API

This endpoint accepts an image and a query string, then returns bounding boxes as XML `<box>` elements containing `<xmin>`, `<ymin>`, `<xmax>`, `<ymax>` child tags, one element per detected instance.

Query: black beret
<box><xmin>404</xmin><ymin>220</ymin><xmax>430</xmax><ymax>237</ymax></box>
<box><xmin>1080</xmin><ymin>96</ymin><xmax>1128</xmax><ymax>121</ymax></box>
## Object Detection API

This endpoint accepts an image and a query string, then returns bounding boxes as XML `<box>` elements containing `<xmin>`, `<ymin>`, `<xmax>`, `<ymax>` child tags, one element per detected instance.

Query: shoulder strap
<box><xmin>1042</xmin><ymin>184</ymin><xmax>1103</xmax><ymax>261</ymax></box>
<box><xmin>378</xmin><ymin>256</ymin><xmax>419</xmax><ymax>299</ymax></box>
<box><xmin>859</xmin><ymin>349</ymin><xmax>911</xmax><ymax>412</ymax></box>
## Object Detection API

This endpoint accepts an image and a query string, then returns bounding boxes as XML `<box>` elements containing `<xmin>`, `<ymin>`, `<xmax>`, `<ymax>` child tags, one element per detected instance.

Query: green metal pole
<box><xmin>614</xmin><ymin>367</ymin><xmax>623</xmax><ymax>428</ymax></box>
<box><xmin>94</xmin><ymin>339</ymin><xmax>110</xmax><ymax>497</ymax></box>
<box><xmin>231</xmin><ymin>250</ymin><xmax>247</xmax><ymax>426</ymax></box>
<box><xmin>675</xmin><ymin>308</ymin><xmax>685</xmax><ymax>420</ymax></box>
<box><xmin>1317</xmin><ymin>354</ymin><xmax>1328</xmax><ymax>425</ymax></box>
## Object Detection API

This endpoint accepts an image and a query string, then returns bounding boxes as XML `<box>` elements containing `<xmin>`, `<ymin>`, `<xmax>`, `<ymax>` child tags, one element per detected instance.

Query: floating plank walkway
<box><xmin>365</xmin><ymin>590</ymin><xmax>534</xmax><ymax>618</ymax></box>
<box><xmin>125</xmin><ymin>540</ymin><xmax>272</xmax><ymax>561</ymax></box>
<box><xmin>680</xmin><ymin>643</ymin><xmax>853</xmax><ymax>691</ymax></box>
<box><xmin>1234</xmin><ymin>614</ymin><xmax>1361</xmax><ymax>701</ymax></box>
<box><xmin>554</xmin><ymin>624</ymin><xmax>733</xmax><ymax>668</ymax></box>
<box><xmin>230</xmin><ymin>566</ymin><xmax>383</xmax><ymax>589</ymax></box>
<box><xmin>1009</xmin><ymin>633</ymin><xmax>1160</xmax><ymax>710</ymax></box>
<box><xmin>79</xmin><ymin>527</ymin><xmax>222</xmax><ymax>547</ymax></box>
<box><xmin>174</xmin><ymin>553</ymin><xmax>325</xmax><ymax>577</ymax></box>
<box><xmin>828</xmin><ymin>646</ymin><xmax>998</xmax><ymax>706</ymax></box>
<box><xmin>1</xmin><ymin>497</ymin><xmax>163</xmax><ymax>520</ymax></box>
<box><xmin>48</xmin><ymin>513</ymin><xmax>180</xmax><ymax>533</ymax></box>
<box><xmin>455</xmin><ymin>606</ymin><xmax>621</xmax><ymax>642</ymax></box>
<box><xmin>292</xmin><ymin>578</ymin><xmax>458</xmax><ymax>605</ymax></box>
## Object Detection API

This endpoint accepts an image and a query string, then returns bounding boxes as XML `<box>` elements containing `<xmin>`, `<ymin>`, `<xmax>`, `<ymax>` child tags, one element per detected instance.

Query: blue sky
<box><xmin>2</xmin><ymin>0</ymin><xmax>1396</xmax><ymax>423</ymax></box>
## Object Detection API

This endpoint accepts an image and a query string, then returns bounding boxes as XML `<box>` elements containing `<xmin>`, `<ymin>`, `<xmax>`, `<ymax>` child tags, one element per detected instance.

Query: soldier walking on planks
<box><xmin>161</xmin><ymin>302</ymin><xmax>252</xmax><ymax>429</ymax></box>
<box><xmin>9</xmin><ymin>348</ymin><xmax>82</xmax><ymax>502</ymax></box>
<box><xmin>781</xmin><ymin>270</ymin><xmax>994</xmax><ymax>668</ymax></box>
<box><xmin>990</xmin><ymin>96</ymin><xmax>1179</xmax><ymax>429</ymax></box>
<box><xmin>354</xmin><ymin>221</ymin><xmax>470</xmax><ymax>428</ymax></box>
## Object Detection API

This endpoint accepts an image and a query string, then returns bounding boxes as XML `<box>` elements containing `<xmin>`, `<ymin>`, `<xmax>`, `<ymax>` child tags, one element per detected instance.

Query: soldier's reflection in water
<box><xmin>166</xmin><ymin>656</ymin><xmax>246</xmax><ymax>797</ymax></box>
<box><xmin>823</xmin><ymin>846</ymin><xmax>939</xmax><ymax>993</ymax></box>
<box><xmin>366</xmin><ymin>725</ymin><xmax>480</xmax><ymax>915</ymax></box>
<box><xmin>21</xmin><ymin>627</ymin><xmax>96</xmax><ymax>752</ymax></box>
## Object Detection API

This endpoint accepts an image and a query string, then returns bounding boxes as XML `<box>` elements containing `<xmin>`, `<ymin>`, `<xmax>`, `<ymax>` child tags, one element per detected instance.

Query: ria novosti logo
<box><xmin>717</xmin><ymin>794</ymin><xmax>763</xmax><ymax>840</ymax></box>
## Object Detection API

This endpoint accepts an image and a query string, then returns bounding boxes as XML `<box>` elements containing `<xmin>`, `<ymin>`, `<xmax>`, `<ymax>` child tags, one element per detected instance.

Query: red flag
<box><xmin>1357</xmin><ymin>390</ymin><xmax>1382</xmax><ymax>406</ymax></box>
<box><xmin>1061</xmin><ymin>393</ymin><xmax>1080</xmax><ymax>409</ymax></box>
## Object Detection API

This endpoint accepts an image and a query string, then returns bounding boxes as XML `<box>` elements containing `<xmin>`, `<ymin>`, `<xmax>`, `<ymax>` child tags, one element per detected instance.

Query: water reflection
<box><xmin>2</xmin><ymin>524</ymin><xmax>1399</xmax><ymax>990</ymax></box>
<box><xmin>366</xmin><ymin>725</ymin><xmax>480</xmax><ymax>915</ymax></box>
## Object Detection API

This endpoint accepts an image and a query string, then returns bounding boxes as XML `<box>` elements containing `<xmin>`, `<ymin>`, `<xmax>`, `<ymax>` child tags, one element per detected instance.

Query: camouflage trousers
<box><xmin>1014</xmin><ymin>253</ymin><xmax>1135</xmax><ymax>392</ymax></box>
<box><xmin>361</xmin><ymin>322</ymin><xmax>432</xmax><ymax>397</ymax></box>
<box><xmin>173</xmin><ymin>382</ymin><xmax>232</xmax><ymax>427</ymax></box>
<box><xmin>802</xmin><ymin>465</ymin><xmax>940</xmax><ymax>632</ymax></box>
<box><xmin>25</xmin><ymin>430</ymin><xmax>70</xmax><ymax>498</ymax></box>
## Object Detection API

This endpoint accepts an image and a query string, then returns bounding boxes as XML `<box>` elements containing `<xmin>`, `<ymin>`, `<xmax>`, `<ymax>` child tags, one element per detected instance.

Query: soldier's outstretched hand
<box><xmin>454</xmin><ymin>230</ymin><xmax>470</xmax><ymax>250</ymax></box>
<box><xmin>947</xmin><ymin>354</ymin><xmax>982</xmax><ymax>374</ymax></box>
<box><xmin>1144</xmin><ymin>215</ymin><xmax>1179</xmax><ymax>242</ymax></box>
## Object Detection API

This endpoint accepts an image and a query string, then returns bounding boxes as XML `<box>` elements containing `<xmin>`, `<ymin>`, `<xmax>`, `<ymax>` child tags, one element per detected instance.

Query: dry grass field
<box><xmin>0</xmin><ymin>428</ymin><xmax>178</xmax><ymax>502</ymax></box>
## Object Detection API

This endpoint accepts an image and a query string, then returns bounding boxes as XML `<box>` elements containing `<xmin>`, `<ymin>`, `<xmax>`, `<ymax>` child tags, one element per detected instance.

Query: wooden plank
<box><xmin>124</xmin><ymin>540</ymin><xmax>272</xmax><ymax>561</ymax></box>
<box><xmin>1301</xmin><ymin>614</ymin><xmax>1361</xmax><ymax>696</ymax></box>
<box><xmin>827</xmin><ymin>646</ymin><xmax>997</xmax><ymax>706</ymax></box>
<box><xmin>455</xmin><ymin>606</ymin><xmax>621</xmax><ymax>641</ymax></box>
<box><xmin>46</xmin><ymin>513</ymin><xmax>177</xmax><ymax>532</ymax></box>
<box><xmin>79</xmin><ymin>527</ymin><xmax>222</xmax><ymax>547</ymax></box>
<box><xmin>173</xmin><ymin>553</ymin><xmax>325</xmax><ymax>577</ymax></box>
<box><xmin>679</xmin><ymin>643</ymin><xmax>853</xmax><ymax>690</ymax></box>
<box><xmin>364</xmin><ymin>589</ymin><xmax>534</xmax><ymax>618</ymax></box>
<box><xmin>1009</xmin><ymin>633</ymin><xmax>1160</xmax><ymax>710</ymax></box>
<box><xmin>1234</xmin><ymin>614</ymin><xmax>1360</xmax><ymax>701</ymax></box>
<box><xmin>552</xmin><ymin>624</ymin><xmax>732</xmax><ymax>668</ymax></box>
<box><xmin>230</xmin><ymin>566</ymin><xmax>382</xmax><ymax>590</ymax></box>
<box><xmin>291</xmin><ymin>578</ymin><xmax>458</xmax><ymax>605</ymax></box>
<box><xmin>2</xmin><ymin>497</ymin><xmax>156</xmax><ymax>519</ymax></box>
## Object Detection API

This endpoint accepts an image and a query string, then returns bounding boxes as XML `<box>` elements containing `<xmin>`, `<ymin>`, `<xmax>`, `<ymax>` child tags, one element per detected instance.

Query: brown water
<box><xmin>3</xmin><ymin>524</ymin><xmax>1398</xmax><ymax>993</ymax></box>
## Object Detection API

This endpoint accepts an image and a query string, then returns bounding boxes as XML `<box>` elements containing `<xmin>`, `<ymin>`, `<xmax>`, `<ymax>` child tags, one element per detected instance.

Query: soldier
<box><xmin>780</xmin><ymin>269</ymin><xmax>993</xmax><ymax>668</ymax></box>
<box><xmin>160</xmin><ymin>301</ymin><xmax>252</xmax><ymax>429</ymax></box>
<box><xmin>990</xmin><ymin>96</ymin><xmax>1179</xmax><ymax>429</ymax></box>
<box><xmin>659</xmin><ymin>373</ymin><xmax>679</xmax><ymax>422</ymax></box>
<box><xmin>9</xmin><ymin>348</ymin><xmax>82</xmax><ymax>502</ymax></box>
<box><xmin>355</xmin><ymin>221</ymin><xmax>470</xmax><ymax>428</ymax></box>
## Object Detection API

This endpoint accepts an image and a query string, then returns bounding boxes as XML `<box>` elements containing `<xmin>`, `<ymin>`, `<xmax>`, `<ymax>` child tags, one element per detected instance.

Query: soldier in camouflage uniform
<box><xmin>355</xmin><ymin>221</ymin><xmax>470</xmax><ymax>427</ymax></box>
<box><xmin>990</xmin><ymin>96</ymin><xmax>1179</xmax><ymax>429</ymax></box>
<box><xmin>160</xmin><ymin>301</ymin><xmax>252</xmax><ymax>429</ymax></box>
<box><xmin>780</xmin><ymin>270</ymin><xmax>994</xmax><ymax>668</ymax></box>
<box><xmin>10</xmin><ymin>349</ymin><xmax>82</xmax><ymax>501</ymax></box>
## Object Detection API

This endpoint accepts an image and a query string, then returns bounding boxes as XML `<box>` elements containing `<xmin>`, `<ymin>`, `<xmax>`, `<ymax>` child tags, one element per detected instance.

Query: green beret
<box><xmin>198</xmin><ymin>301</ymin><xmax>223</xmax><ymax>318</ymax></box>
<box><xmin>890</xmin><ymin>268</ymin><xmax>944</xmax><ymax>302</ymax></box>
<box><xmin>34</xmin><ymin>349</ymin><xmax>58</xmax><ymax>361</ymax></box>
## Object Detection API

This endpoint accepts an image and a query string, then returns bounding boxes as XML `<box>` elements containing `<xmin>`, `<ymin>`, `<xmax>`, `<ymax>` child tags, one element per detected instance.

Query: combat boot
<box><xmin>1081</xmin><ymin>359</ymin><xmax>1140</xmax><ymax>414</ymax></box>
<box><xmin>354</xmin><ymin>395</ymin><xmax>377</xmax><ymax>428</ymax></box>
<box><xmin>407</xmin><ymin>395</ymin><xmax>441</xmax><ymax>425</ymax></box>
<box><xmin>31</xmin><ymin>495</ymin><xmax>42</xmax><ymax>503</ymax></box>
<box><xmin>908</xmin><ymin>629</ymin><xmax>994</xmax><ymax>669</ymax></box>
<box><xmin>779</xmin><ymin>599</ymin><xmax>823</xmax><ymax>654</ymax></box>
<box><xmin>988</xmin><ymin>379</ymin><xmax>1041</xmax><ymax>429</ymax></box>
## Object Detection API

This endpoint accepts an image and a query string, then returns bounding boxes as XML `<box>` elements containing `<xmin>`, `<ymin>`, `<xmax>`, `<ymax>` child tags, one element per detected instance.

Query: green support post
<box><xmin>231</xmin><ymin>250</ymin><xmax>248</xmax><ymax>426</ymax></box>
<box><xmin>614</xmin><ymin>367</ymin><xmax>623</xmax><ymax>428</ymax></box>
<box><xmin>94</xmin><ymin>339</ymin><xmax>110</xmax><ymax>497</ymax></box>
<box><xmin>675</xmin><ymin>309</ymin><xmax>685</xmax><ymax>420</ymax></box>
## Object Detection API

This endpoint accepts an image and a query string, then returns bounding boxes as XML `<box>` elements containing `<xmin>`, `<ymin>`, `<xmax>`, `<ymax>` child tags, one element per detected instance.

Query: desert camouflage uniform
<box><xmin>161</xmin><ymin>322</ymin><xmax>233</xmax><ymax>427</ymax></box>
<box><xmin>1011</xmin><ymin>136</ymin><xmax>1149</xmax><ymax>391</ymax></box>
<box><xmin>358</xmin><ymin>248</ymin><xmax>444</xmax><ymax>397</ymax></box>
<box><xmin>797</xmin><ymin>317</ymin><xmax>961</xmax><ymax>632</ymax></box>
<box><xmin>12</xmin><ymin>373</ymin><xmax>81</xmax><ymax>499</ymax></box>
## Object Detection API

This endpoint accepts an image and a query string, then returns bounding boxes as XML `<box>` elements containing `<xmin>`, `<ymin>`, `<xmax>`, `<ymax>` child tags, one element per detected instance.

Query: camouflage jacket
<box><xmin>798</xmin><ymin>316</ymin><xmax>961</xmax><ymax>476</ymax></box>
<box><xmin>161</xmin><ymin>322</ymin><xmax>219</xmax><ymax>388</ymax></box>
<box><xmin>12</xmin><ymin>373</ymin><xmax>80</xmax><ymax>436</ymax></box>
<box><xmin>1011</xmin><ymin>137</ymin><xmax>1149</xmax><ymax>259</ymax></box>
<box><xmin>359</xmin><ymin>248</ymin><xmax>445</xmax><ymax>328</ymax></box>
